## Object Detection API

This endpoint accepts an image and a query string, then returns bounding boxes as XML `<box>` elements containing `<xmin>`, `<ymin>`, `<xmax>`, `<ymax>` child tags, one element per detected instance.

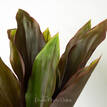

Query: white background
<box><xmin>0</xmin><ymin>0</ymin><xmax>107</xmax><ymax>107</ymax></box>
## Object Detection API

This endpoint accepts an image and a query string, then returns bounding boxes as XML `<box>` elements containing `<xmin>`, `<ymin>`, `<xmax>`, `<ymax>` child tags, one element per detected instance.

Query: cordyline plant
<box><xmin>0</xmin><ymin>9</ymin><xmax>107</xmax><ymax>107</ymax></box>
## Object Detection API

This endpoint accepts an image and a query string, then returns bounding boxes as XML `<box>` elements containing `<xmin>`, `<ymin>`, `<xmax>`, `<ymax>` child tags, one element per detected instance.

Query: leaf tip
<box><xmin>87</xmin><ymin>19</ymin><xmax>91</xmax><ymax>28</ymax></box>
<box><xmin>89</xmin><ymin>56</ymin><xmax>101</xmax><ymax>71</ymax></box>
<box><xmin>7</xmin><ymin>29</ymin><xmax>16</xmax><ymax>41</ymax></box>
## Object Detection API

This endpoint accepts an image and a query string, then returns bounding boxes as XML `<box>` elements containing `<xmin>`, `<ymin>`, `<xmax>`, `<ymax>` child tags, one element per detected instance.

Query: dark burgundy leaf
<box><xmin>60</xmin><ymin>19</ymin><xmax>107</xmax><ymax>88</ymax></box>
<box><xmin>53</xmin><ymin>20</ymin><xmax>91</xmax><ymax>99</ymax></box>
<box><xmin>51</xmin><ymin>58</ymin><xmax>100</xmax><ymax>107</ymax></box>
<box><xmin>14</xmin><ymin>9</ymin><xmax>46</xmax><ymax>91</ymax></box>
<box><xmin>7</xmin><ymin>29</ymin><xmax>23</xmax><ymax>81</ymax></box>
<box><xmin>0</xmin><ymin>58</ymin><xmax>21</xmax><ymax>107</ymax></box>
<box><xmin>58</xmin><ymin>20</ymin><xmax>91</xmax><ymax>87</ymax></box>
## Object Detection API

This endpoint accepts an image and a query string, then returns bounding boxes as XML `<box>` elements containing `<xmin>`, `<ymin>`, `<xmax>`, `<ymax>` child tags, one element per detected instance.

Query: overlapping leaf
<box><xmin>51</xmin><ymin>57</ymin><xmax>100</xmax><ymax>107</ymax></box>
<box><xmin>53</xmin><ymin>20</ymin><xmax>92</xmax><ymax>99</ymax></box>
<box><xmin>58</xmin><ymin>19</ymin><xmax>107</xmax><ymax>89</ymax></box>
<box><xmin>26</xmin><ymin>34</ymin><xmax>60</xmax><ymax>107</ymax></box>
<box><xmin>7</xmin><ymin>29</ymin><xmax>23</xmax><ymax>81</ymax></box>
<box><xmin>57</xmin><ymin>20</ymin><xmax>91</xmax><ymax>87</ymax></box>
<box><xmin>14</xmin><ymin>9</ymin><xmax>46</xmax><ymax>91</ymax></box>
<box><xmin>0</xmin><ymin>58</ymin><xmax>21</xmax><ymax>107</ymax></box>
<box><xmin>0</xmin><ymin>9</ymin><xmax>106</xmax><ymax>107</ymax></box>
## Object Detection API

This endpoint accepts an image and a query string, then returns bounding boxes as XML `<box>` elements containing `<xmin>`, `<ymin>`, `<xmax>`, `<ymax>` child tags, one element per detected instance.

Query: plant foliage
<box><xmin>0</xmin><ymin>9</ymin><xmax>106</xmax><ymax>107</ymax></box>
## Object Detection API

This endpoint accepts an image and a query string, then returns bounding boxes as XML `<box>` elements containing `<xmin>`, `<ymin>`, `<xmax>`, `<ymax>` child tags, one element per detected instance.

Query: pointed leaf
<box><xmin>0</xmin><ymin>58</ymin><xmax>21</xmax><ymax>107</ymax></box>
<box><xmin>53</xmin><ymin>20</ymin><xmax>91</xmax><ymax>99</ymax></box>
<box><xmin>43</xmin><ymin>28</ymin><xmax>51</xmax><ymax>43</ymax></box>
<box><xmin>14</xmin><ymin>9</ymin><xmax>46</xmax><ymax>91</ymax></box>
<box><xmin>26</xmin><ymin>34</ymin><xmax>60</xmax><ymax>107</ymax></box>
<box><xmin>7</xmin><ymin>29</ymin><xmax>23</xmax><ymax>81</ymax></box>
<box><xmin>66</xmin><ymin>20</ymin><xmax>91</xmax><ymax>54</ymax></box>
<box><xmin>58</xmin><ymin>20</ymin><xmax>91</xmax><ymax>86</ymax></box>
<box><xmin>60</xmin><ymin>19</ymin><xmax>107</xmax><ymax>88</ymax></box>
<box><xmin>8</xmin><ymin>29</ymin><xmax>16</xmax><ymax>41</ymax></box>
<box><xmin>51</xmin><ymin>57</ymin><xmax>100</xmax><ymax>107</ymax></box>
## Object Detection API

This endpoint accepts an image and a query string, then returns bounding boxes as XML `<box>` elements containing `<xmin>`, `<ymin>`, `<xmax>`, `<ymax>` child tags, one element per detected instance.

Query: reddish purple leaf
<box><xmin>51</xmin><ymin>57</ymin><xmax>100</xmax><ymax>107</ymax></box>
<box><xmin>14</xmin><ymin>9</ymin><xmax>46</xmax><ymax>91</ymax></box>
<box><xmin>59</xmin><ymin>20</ymin><xmax>107</xmax><ymax>89</ymax></box>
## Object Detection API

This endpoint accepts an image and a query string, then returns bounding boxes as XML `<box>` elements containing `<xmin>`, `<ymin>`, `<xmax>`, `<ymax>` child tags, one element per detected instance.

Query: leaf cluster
<box><xmin>0</xmin><ymin>9</ymin><xmax>107</xmax><ymax>107</ymax></box>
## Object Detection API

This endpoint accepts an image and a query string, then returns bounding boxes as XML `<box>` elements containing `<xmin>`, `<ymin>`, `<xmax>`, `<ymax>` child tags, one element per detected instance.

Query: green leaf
<box><xmin>59</xmin><ymin>19</ymin><xmax>107</xmax><ymax>88</ymax></box>
<box><xmin>26</xmin><ymin>34</ymin><xmax>60</xmax><ymax>107</ymax></box>
<box><xmin>8</xmin><ymin>29</ymin><xmax>16</xmax><ymax>41</ymax></box>
<box><xmin>14</xmin><ymin>9</ymin><xmax>46</xmax><ymax>91</ymax></box>
<box><xmin>7</xmin><ymin>29</ymin><xmax>23</xmax><ymax>81</ymax></box>
<box><xmin>43</xmin><ymin>28</ymin><xmax>51</xmax><ymax>43</ymax></box>
<box><xmin>51</xmin><ymin>57</ymin><xmax>100</xmax><ymax>107</ymax></box>
<box><xmin>0</xmin><ymin>58</ymin><xmax>21</xmax><ymax>107</ymax></box>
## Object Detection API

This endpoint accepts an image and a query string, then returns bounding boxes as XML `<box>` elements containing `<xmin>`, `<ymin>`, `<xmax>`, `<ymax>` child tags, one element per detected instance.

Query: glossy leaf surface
<box><xmin>59</xmin><ymin>20</ymin><xmax>107</xmax><ymax>88</ymax></box>
<box><xmin>58</xmin><ymin>20</ymin><xmax>91</xmax><ymax>87</ymax></box>
<box><xmin>15</xmin><ymin>9</ymin><xmax>46</xmax><ymax>91</ymax></box>
<box><xmin>26</xmin><ymin>34</ymin><xmax>60</xmax><ymax>107</ymax></box>
<box><xmin>53</xmin><ymin>20</ymin><xmax>92</xmax><ymax>99</ymax></box>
